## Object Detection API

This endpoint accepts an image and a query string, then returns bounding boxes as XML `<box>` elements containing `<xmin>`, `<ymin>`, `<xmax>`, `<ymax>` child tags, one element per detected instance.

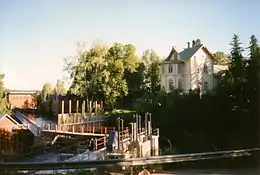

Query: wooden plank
<box><xmin>42</xmin><ymin>130</ymin><xmax>107</xmax><ymax>137</ymax></box>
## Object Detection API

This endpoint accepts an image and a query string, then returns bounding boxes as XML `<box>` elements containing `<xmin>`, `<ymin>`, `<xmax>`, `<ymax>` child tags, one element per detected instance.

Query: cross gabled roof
<box><xmin>162</xmin><ymin>44</ymin><xmax>214</xmax><ymax>63</ymax></box>
<box><xmin>0</xmin><ymin>114</ymin><xmax>21</xmax><ymax>125</ymax></box>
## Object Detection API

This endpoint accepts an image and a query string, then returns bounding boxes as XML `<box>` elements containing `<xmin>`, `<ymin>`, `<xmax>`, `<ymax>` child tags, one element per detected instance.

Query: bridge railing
<box><xmin>41</xmin><ymin>123</ymin><xmax>117</xmax><ymax>135</ymax></box>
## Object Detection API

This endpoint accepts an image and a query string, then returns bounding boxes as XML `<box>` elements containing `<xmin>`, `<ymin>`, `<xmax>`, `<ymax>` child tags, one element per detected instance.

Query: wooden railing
<box><xmin>41</xmin><ymin>123</ymin><xmax>117</xmax><ymax>135</ymax></box>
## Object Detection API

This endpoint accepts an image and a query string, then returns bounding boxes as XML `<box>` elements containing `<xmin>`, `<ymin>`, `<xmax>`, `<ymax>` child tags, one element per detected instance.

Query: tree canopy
<box><xmin>0</xmin><ymin>74</ymin><xmax>10</xmax><ymax>114</ymax></box>
<box><xmin>213</xmin><ymin>51</ymin><xmax>229</xmax><ymax>65</ymax></box>
<box><xmin>61</xmin><ymin>34</ymin><xmax>259</xmax><ymax>153</ymax></box>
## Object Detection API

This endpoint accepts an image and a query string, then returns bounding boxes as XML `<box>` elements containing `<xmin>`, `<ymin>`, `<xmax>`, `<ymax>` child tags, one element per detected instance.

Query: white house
<box><xmin>160</xmin><ymin>42</ymin><xmax>215</xmax><ymax>92</ymax></box>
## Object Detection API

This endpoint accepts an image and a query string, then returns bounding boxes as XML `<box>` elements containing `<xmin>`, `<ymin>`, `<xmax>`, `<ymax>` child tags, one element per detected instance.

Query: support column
<box><xmin>95</xmin><ymin>101</ymin><xmax>98</xmax><ymax>114</ymax></box>
<box><xmin>76</xmin><ymin>100</ymin><xmax>79</xmax><ymax>114</ymax></box>
<box><xmin>89</xmin><ymin>101</ymin><xmax>92</xmax><ymax>115</ymax></box>
<box><xmin>69</xmin><ymin>100</ymin><xmax>72</xmax><ymax>114</ymax></box>
<box><xmin>82</xmin><ymin>100</ymin><xmax>85</xmax><ymax>117</ymax></box>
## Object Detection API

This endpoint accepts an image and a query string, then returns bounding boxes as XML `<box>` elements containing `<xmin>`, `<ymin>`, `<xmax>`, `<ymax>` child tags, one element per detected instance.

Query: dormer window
<box><xmin>168</xmin><ymin>64</ymin><xmax>173</xmax><ymax>73</ymax></box>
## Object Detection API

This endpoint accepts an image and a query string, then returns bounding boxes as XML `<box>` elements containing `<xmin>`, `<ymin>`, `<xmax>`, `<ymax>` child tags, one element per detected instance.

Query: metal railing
<box><xmin>0</xmin><ymin>148</ymin><xmax>259</xmax><ymax>171</ymax></box>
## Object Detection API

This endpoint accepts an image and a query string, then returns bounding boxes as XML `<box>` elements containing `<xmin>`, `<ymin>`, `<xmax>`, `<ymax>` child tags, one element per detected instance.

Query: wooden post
<box><xmin>105</xmin><ymin>127</ymin><xmax>107</xmax><ymax>134</ymax></box>
<box><xmin>69</xmin><ymin>100</ymin><xmax>72</xmax><ymax>114</ymax></box>
<box><xmin>95</xmin><ymin>101</ymin><xmax>98</xmax><ymax>114</ymax></box>
<box><xmin>92</xmin><ymin>126</ymin><xmax>95</xmax><ymax>133</ymax></box>
<box><xmin>61</xmin><ymin>100</ymin><xmax>64</xmax><ymax>114</ymax></box>
<box><xmin>82</xmin><ymin>100</ymin><xmax>85</xmax><ymax>116</ymax></box>
<box><xmin>76</xmin><ymin>100</ymin><xmax>79</xmax><ymax>114</ymax></box>
<box><xmin>81</xmin><ymin>126</ymin><xmax>84</xmax><ymax>134</ymax></box>
<box><xmin>48</xmin><ymin>124</ymin><xmax>51</xmax><ymax>130</ymax></box>
<box><xmin>89</xmin><ymin>101</ymin><xmax>92</xmax><ymax>115</ymax></box>
<box><xmin>104</xmin><ymin>137</ymin><xmax>106</xmax><ymax>147</ymax></box>
<box><xmin>95</xmin><ymin>138</ymin><xmax>98</xmax><ymax>151</ymax></box>
<box><xmin>55</xmin><ymin>125</ymin><xmax>58</xmax><ymax>131</ymax></box>
<box><xmin>100</xmin><ymin>101</ymin><xmax>103</xmax><ymax>110</ymax></box>
<box><xmin>86</xmin><ymin>98</ymin><xmax>89</xmax><ymax>113</ymax></box>
<box><xmin>72</xmin><ymin>125</ymin><xmax>75</xmax><ymax>133</ymax></box>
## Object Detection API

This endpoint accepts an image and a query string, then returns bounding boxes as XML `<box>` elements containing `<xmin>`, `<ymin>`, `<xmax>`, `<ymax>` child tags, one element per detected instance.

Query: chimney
<box><xmin>187</xmin><ymin>42</ymin><xmax>190</xmax><ymax>48</ymax></box>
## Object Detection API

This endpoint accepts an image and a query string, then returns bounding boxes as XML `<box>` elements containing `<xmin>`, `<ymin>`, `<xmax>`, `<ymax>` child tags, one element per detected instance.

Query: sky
<box><xmin>1</xmin><ymin>0</ymin><xmax>260</xmax><ymax>90</ymax></box>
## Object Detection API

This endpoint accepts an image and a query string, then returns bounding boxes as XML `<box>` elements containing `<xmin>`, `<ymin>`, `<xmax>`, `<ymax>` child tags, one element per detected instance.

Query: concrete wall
<box><xmin>140</xmin><ymin>140</ymin><xmax>151</xmax><ymax>157</ymax></box>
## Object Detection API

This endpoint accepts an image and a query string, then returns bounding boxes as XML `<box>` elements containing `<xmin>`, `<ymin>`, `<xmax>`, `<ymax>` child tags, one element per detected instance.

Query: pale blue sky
<box><xmin>1</xmin><ymin>0</ymin><xmax>259</xmax><ymax>90</ymax></box>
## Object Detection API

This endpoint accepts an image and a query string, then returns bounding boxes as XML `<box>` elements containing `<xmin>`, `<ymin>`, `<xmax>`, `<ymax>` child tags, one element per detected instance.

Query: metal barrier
<box><xmin>0</xmin><ymin>148</ymin><xmax>259</xmax><ymax>171</ymax></box>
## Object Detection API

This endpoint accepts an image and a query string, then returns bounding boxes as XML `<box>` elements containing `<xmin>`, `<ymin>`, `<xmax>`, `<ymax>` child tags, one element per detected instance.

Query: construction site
<box><xmin>0</xmin><ymin>100</ymin><xmax>160</xmax><ymax>174</ymax></box>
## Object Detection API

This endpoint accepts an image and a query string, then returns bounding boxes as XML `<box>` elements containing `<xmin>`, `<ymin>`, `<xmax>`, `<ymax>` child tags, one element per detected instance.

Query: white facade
<box><xmin>160</xmin><ymin>43</ymin><xmax>215</xmax><ymax>92</ymax></box>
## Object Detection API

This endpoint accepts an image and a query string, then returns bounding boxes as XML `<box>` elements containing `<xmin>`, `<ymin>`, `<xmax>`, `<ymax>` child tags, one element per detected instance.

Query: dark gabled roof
<box><xmin>179</xmin><ymin>45</ymin><xmax>202</xmax><ymax>60</ymax></box>
<box><xmin>162</xmin><ymin>44</ymin><xmax>214</xmax><ymax>63</ymax></box>
<box><xmin>0</xmin><ymin>114</ymin><xmax>21</xmax><ymax>125</ymax></box>
<box><xmin>163</xmin><ymin>47</ymin><xmax>182</xmax><ymax>62</ymax></box>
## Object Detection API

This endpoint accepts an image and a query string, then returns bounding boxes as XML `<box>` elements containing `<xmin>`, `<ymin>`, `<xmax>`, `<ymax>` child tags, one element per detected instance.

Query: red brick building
<box><xmin>7</xmin><ymin>90</ymin><xmax>39</xmax><ymax>109</ymax></box>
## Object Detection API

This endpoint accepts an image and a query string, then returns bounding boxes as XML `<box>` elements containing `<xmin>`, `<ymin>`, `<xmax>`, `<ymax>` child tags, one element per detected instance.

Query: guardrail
<box><xmin>0</xmin><ymin>148</ymin><xmax>259</xmax><ymax>171</ymax></box>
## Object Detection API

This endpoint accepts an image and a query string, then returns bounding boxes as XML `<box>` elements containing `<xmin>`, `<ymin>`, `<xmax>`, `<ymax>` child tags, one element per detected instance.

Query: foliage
<box><xmin>63</xmin><ymin>34</ymin><xmax>259</xmax><ymax>153</ymax></box>
<box><xmin>0</xmin><ymin>74</ymin><xmax>10</xmax><ymax>114</ymax></box>
<box><xmin>65</xmin><ymin>42</ymin><xmax>140</xmax><ymax>109</ymax></box>
<box><xmin>36</xmin><ymin>82</ymin><xmax>52</xmax><ymax>112</ymax></box>
<box><xmin>213</xmin><ymin>51</ymin><xmax>229</xmax><ymax>65</ymax></box>
<box><xmin>54</xmin><ymin>79</ymin><xmax>67</xmax><ymax>95</ymax></box>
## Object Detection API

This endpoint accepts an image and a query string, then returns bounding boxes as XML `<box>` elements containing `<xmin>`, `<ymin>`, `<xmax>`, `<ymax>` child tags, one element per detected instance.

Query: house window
<box><xmin>174</xmin><ymin>52</ymin><xmax>178</xmax><ymax>60</ymax></box>
<box><xmin>197</xmin><ymin>68</ymin><xmax>200</xmax><ymax>74</ymax></box>
<box><xmin>204</xmin><ymin>81</ymin><xmax>209</xmax><ymax>91</ymax></box>
<box><xmin>203</xmin><ymin>65</ymin><xmax>208</xmax><ymax>73</ymax></box>
<box><xmin>168</xmin><ymin>79</ymin><xmax>174</xmax><ymax>91</ymax></box>
<box><xmin>178</xmin><ymin>64</ymin><xmax>182</xmax><ymax>74</ymax></box>
<box><xmin>168</xmin><ymin>64</ymin><xmax>173</xmax><ymax>73</ymax></box>
<box><xmin>178</xmin><ymin>79</ymin><xmax>182</xmax><ymax>89</ymax></box>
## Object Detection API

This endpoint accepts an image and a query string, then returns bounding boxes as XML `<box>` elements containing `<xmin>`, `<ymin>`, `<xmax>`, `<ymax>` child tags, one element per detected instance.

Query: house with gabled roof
<box><xmin>160</xmin><ymin>42</ymin><xmax>215</xmax><ymax>92</ymax></box>
<box><xmin>0</xmin><ymin>114</ymin><xmax>23</xmax><ymax>132</ymax></box>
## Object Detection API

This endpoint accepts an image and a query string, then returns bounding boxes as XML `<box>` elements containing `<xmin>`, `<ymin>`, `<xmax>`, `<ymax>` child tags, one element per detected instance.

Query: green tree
<box><xmin>141</xmin><ymin>49</ymin><xmax>161</xmax><ymax>94</ymax></box>
<box><xmin>54</xmin><ymin>79</ymin><xmax>67</xmax><ymax>95</ymax></box>
<box><xmin>213</xmin><ymin>51</ymin><xmax>229</xmax><ymax>65</ymax></box>
<box><xmin>37</xmin><ymin>82</ymin><xmax>52</xmax><ymax>111</ymax></box>
<box><xmin>0</xmin><ymin>74</ymin><xmax>10</xmax><ymax>114</ymax></box>
<box><xmin>66</xmin><ymin>42</ymin><xmax>139</xmax><ymax>109</ymax></box>
<box><xmin>228</xmin><ymin>34</ymin><xmax>245</xmax><ymax>80</ymax></box>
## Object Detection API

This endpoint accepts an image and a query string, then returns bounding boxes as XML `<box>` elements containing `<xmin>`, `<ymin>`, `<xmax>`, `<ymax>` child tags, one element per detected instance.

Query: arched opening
<box><xmin>168</xmin><ymin>64</ymin><xmax>173</xmax><ymax>73</ymax></box>
<box><xmin>204</xmin><ymin>81</ymin><xmax>209</xmax><ymax>91</ymax></box>
<box><xmin>168</xmin><ymin>79</ymin><xmax>174</xmax><ymax>91</ymax></box>
<box><xmin>178</xmin><ymin>79</ymin><xmax>182</xmax><ymax>89</ymax></box>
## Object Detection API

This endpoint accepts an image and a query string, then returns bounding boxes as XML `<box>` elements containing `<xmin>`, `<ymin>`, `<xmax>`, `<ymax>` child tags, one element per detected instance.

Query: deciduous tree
<box><xmin>0</xmin><ymin>74</ymin><xmax>10</xmax><ymax>114</ymax></box>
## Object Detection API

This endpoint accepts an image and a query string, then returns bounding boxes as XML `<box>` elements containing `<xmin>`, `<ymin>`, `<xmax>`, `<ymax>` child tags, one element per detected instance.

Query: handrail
<box><xmin>0</xmin><ymin>148</ymin><xmax>259</xmax><ymax>170</ymax></box>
